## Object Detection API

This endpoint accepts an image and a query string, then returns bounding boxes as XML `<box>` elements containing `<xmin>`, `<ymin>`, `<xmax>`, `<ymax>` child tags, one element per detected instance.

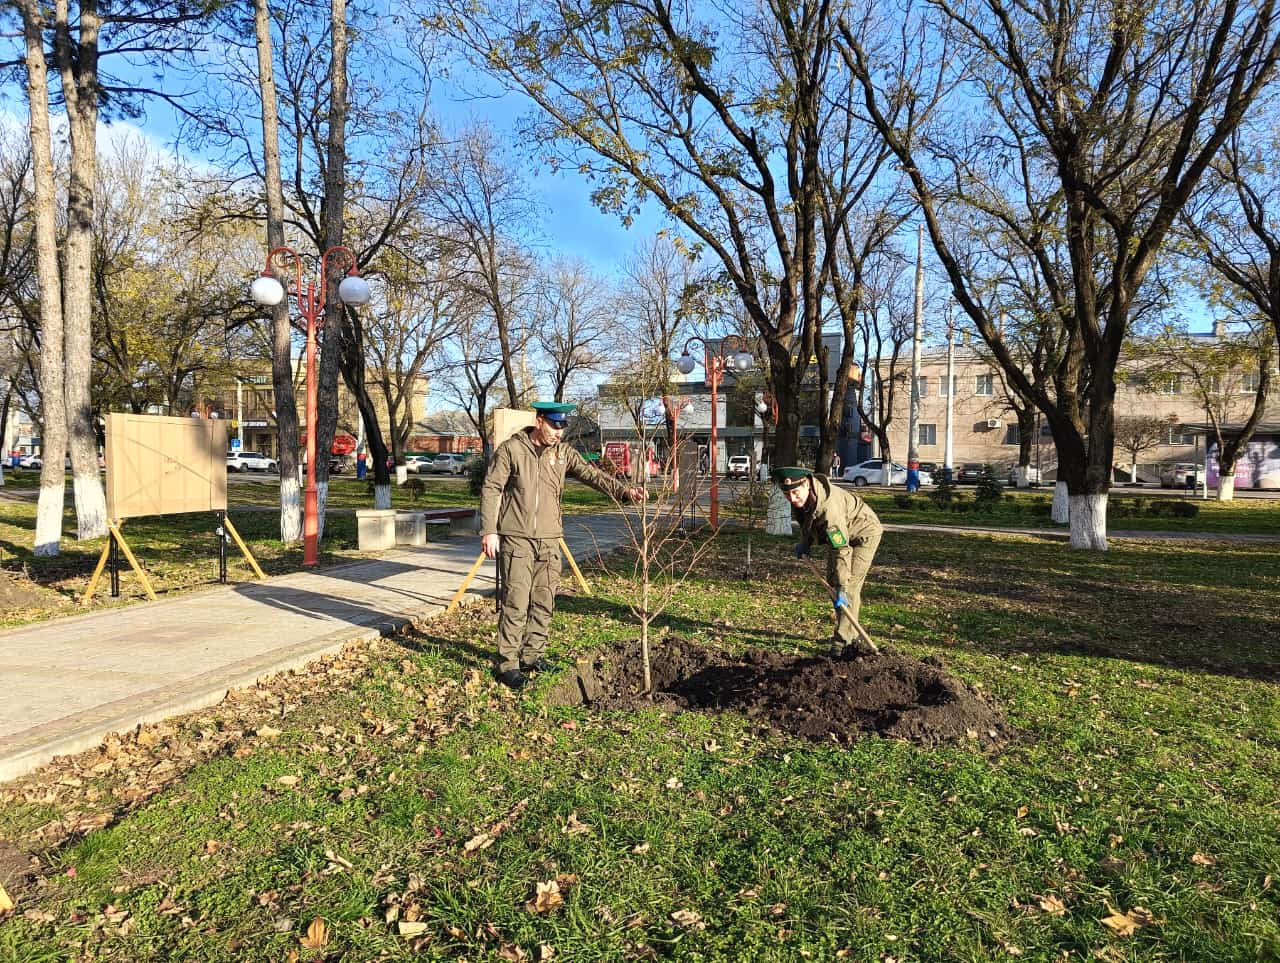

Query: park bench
<box><xmin>421</xmin><ymin>507</ymin><xmax>477</xmax><ymax>537</ymax></box>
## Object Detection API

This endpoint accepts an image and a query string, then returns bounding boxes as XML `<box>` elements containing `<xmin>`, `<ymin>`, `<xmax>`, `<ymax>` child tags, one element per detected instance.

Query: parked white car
<box><xmin>842</xmin><ymin>459</ymin><xmax>933</xmax><ymax>487</ymax></box>
<box><xmin>405</xmin><ymin>454</ymin><xmax>435</xmax><ymax>473</ymax></box>
<box><xmin>18</xmin><ymin>454</ymin><xmax>42</xmax><ymax>469</ymax></box>
<box><xmin>429</xmin><ymin>453</ymin><xmax>472</xmax><ymax>475</ymax></box>
<box><xmin>725</xmin><ymin>454</ymin><xmax>751</xmax><ymax>478</ymax></box>
<box><xmin>226</xmin><ymin>450</ymin><xmax>278</xmax><ymax>473</ymax></box>
<box><xmin>1160</xmin><ymin>463</ymin><xmax>1202</xmax><ymax>488</ymax></box>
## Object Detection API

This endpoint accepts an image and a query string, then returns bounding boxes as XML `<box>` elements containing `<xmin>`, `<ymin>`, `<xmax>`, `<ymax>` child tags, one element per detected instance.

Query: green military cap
<box><xmin>531</xmin><ymin>400</ymin><xmax>576</xmax><ymax>426</ymax></box>
<box><xmin>772</xmin><ymin>466</ymin><xmax>812</xmax><ymax>491</ymax></box>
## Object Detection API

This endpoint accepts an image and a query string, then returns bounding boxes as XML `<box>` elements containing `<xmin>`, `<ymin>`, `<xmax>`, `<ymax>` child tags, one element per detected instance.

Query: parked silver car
<box><xmin>429</xmin><ymin>453</ymin><xmax>472</xmax><ymax>475</ymax></box>
<box><xmin>1160</xmin><ymin>463</ymin><xmax>1202</xmax><ymax>488</ymax></box>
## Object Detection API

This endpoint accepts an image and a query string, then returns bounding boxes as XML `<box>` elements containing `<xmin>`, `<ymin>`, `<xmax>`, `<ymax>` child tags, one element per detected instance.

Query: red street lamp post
<box><xmin>676</xmin><ymin>335</ymin><xmax>755</xmax><ymax>527</ymax></box>
<box><xmin>250</xmin><ymin>245</ymin><xmax>371</xmax><ymax>566</ymax></box>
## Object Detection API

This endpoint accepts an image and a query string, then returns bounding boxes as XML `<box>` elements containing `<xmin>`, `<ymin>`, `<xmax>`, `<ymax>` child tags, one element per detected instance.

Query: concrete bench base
<box><xmin>395</xmin><ymin>511</ymin><xmax>427</xmax><ymax>547</ymax></box>
<box><xmin>356</xmin><ymin>509</ymin><xmax>397</xmax><ymax>551</ymax></box>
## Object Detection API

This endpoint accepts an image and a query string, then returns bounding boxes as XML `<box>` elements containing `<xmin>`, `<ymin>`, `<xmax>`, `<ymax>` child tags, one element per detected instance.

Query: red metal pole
<box><xmin>303</xmin><ymin>282</ymin><xmax>320</xmax><ymax>566</ymax></box>
<box><xmin>709</xmin><ymin>358</ymin><xmax>720</xmax><ymax>527</ymax></box>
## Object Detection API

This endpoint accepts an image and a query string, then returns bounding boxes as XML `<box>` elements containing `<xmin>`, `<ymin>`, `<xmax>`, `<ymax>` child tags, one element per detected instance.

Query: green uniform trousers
<box><xmin>496</xmin><ymin>536</ymin><xmax>561</xmax><ymax>673</ymax></box>
<box><xmin>829</xmin><ymin>530</ymin><xmax>881</xmax><ymax>647</ymax></box>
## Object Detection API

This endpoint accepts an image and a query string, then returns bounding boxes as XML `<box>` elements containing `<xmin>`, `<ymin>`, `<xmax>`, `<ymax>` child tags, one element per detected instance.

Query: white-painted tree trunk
<box><xmin>1217</xmin><ymin>475</ymin><xmax>1235</xmax><ymax>501</ymax></box>
<box><xmin>279</xmin><ymin>476</ymin><xmax>302</xmax><ymax>543</ymax></box>
<box><xmin>1130</xmin><ymin>460</ymin><xmax>1139</xmax><ymax>486</ymax></box>
<box><xmin>0</xmin><ymin>465</ymin><xmax>5</xmax><ymax>487</ymax></box>
<box><xmin>1051</xmin><ymin>481</ymin><xmax>1070</xmax><ymax>524</ymax></box>
<box><xmin>765</xmin><ymin>486</ymin><xmax>792</xmax><ymax>535</ymax></box>
<box><xmin>373</xmin><ymin>482</ymin><xmax>392</xmax><ymax>509</ymax></box>
<box><xmin>317</xmin><ymin>480</ymin><xmax>330</xmax><ymax>542</ymax></box>
<box><xmin>1068</xmin><ymin>493</ymin><xmax>1108</xmax><ymax>550</ymax></box>
<box><xmin>72</xmin><ymin>472</ymin><xmax>107</xmax><ymax>540</ymax></box>
<box><xmin>34</xmin><ymin>481</ymin><xmax>65</xmax><ymax>557</ymax></box>
<box><xmin>1013</xmin><ymin>466</ymin><xmax>1029</xmax><ymax>488</ymax></box>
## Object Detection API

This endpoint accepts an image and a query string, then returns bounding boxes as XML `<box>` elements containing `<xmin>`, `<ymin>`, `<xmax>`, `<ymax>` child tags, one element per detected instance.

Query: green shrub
<box><xmin>467</xmin><ymin>454</ymin><xmax>487</xmax><ymax>497</ymax></box>
<box><xmin>929</xmin><ymin>470</ymin><xmax>958</xmax><ymax>507</ymax></box>
<box><xmin>893</xmin><ymin>493</ymin><xmax>917</xmax><ymax>509</ymax></box>
<box><xmin>974</xmin><ymin>464</ymin><xmax>1004</xmax><ymax>511</ymax></box>
<box><xmin>1028</xmin><ymin>498</ymin><xmax>1052</xmax><ymax>517</ymax></box>
<box><xmin>1147</xmin><ymin>499</ymin><xmax>1200</xmax><ymax>518</ymax></box>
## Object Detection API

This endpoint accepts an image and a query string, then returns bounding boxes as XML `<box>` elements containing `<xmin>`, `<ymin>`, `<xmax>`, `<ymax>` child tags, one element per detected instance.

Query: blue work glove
<box><xmin>793</xmin><ymin>542</ymin><xmax>811</xmax><ymax>559</ymax></box>
<box><xmin>833</xmin><ymin>591</ymin><xmax>850</xmax><ymax>614</ymax></box>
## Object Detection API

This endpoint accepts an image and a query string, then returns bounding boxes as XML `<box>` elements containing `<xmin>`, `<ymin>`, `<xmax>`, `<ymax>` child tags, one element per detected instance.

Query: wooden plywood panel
<box><xmin>106</xmin><ymin>414</ymin><xmax>227</xmax><ymax>520</ymax></box>
<box><xmin>493</xmin><ymin>408</ymin><xmax>536</xmax><ymax>449</ymax></box>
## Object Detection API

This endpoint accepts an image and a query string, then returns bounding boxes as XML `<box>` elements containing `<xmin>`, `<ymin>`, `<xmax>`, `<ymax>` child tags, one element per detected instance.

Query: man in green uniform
<box><xmin>775</xmin><ymin>466</ymin><xmax>884</xmax><ymax>658</ymax></box>
<box><xmin>481</xmin><ymin>402</ymin><xmax>646</xmax><ymax>690</ymax></box>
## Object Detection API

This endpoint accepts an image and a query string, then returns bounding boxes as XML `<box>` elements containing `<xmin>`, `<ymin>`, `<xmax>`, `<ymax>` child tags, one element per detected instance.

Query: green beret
<box><xmin>772</xmin><ymin>466</ymin><xmax>812</xmax><ymax>491</ymax></box>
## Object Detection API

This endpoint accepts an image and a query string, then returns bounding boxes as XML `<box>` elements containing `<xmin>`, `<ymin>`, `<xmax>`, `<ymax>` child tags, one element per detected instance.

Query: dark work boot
<box><xmin>828</xmin><ymin>641</ymin><xmax>849</xmax><ymax>660</ymax></box>
<box><xmin>496</xmin><ymin>668</ymin><xmax>530</xmax><ymax>690</ymax></box>
<box><xmin>520</xmin><ymin>657</ymin><xmax>559</xmax><ymax>673</ymax></box>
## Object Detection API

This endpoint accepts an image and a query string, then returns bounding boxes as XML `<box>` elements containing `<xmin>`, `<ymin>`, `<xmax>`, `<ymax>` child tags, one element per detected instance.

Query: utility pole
<box><xmin>944</xmin><ymin>302</ymin><xmax>955</xmax><ymax>477</ymax></box>
<box><xmin>906</xmin><ymin>223</ymin><xmax>923</xmax><ymax>492</ymax></box>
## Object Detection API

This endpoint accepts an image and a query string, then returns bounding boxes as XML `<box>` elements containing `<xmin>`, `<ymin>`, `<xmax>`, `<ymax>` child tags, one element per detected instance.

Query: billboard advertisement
<box><xmin>1206</xmin><ymin>437</ymin><xmax>1280</xmax><ymax>490</ymax></box>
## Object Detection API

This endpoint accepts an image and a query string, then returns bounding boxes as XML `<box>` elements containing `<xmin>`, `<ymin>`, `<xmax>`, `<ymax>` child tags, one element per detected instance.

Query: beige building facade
<box><xmin>880</xmin><ymin>346</ymin><xmax>1280</xmax><ymax>484</ymax></box>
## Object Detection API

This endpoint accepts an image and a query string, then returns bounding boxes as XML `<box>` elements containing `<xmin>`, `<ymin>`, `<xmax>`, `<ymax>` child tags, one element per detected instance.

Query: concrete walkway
<box><xmin>0</xmin><ymin>513</ymin><xmax>638</xmax><ymax>783</ymax></box>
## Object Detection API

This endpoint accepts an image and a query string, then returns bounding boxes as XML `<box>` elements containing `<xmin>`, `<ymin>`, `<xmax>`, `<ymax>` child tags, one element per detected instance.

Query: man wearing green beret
<box><xmin>775</xmin><ymin>466</ymin><xmax>883</xmax><ymax>658</ymax></box>
<box><xmin>481</xmin><ymin>402</ymin><xmax>647</xmax><ymax>690</ymax></box>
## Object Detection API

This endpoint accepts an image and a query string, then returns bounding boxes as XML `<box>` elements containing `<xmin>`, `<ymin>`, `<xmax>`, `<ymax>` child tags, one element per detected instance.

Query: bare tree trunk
<box><xmin>21</xmin><ymin>0</ymin><xmax>68</xmax><ymax>556</ymax></box>
<box><xmin>55</xmin><ymin>0</ymin><xmax>107</xmax><ymax>540</ymax></box>
<box><xmin>254</xmin><ymin>0</ymin><xmax>302</xmax><ymax>543</ymax></box>
<box><xmin>316</xmin><ymin>0</ymin><xmax>350</xmax><ymax>543</ymax></box>
<box><xmin>1051</xmin><ymin>481</ymin><xmax>1069</xmax><ymax>525</ymax></box>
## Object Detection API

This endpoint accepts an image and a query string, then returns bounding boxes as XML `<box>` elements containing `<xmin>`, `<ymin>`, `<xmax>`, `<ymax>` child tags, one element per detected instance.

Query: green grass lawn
<box><xmin>1</xmin><ymin>530</ymin><xmax>1276</xmax><ymax>961</ymax></box>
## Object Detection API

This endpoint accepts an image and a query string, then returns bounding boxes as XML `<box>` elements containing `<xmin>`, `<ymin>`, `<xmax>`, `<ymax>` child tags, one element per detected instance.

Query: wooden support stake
<box><xmin>222</xmin><ymin>516</ymin><xmax>266</xmax><ymax>579</ymax></box>
<box><xmin>559</xmin><ymin>537</ymin><xmax>591</xmax><ymax>595</ymax></box>
<box><xmin>445</xmin><ymin>552</ymin><xmax>489</xmax><ymax>615</ymax></box>
<box><xmin>82</xmin><ymin>538</ymin><xmax>113</xmax><ymax>606</ymax></box>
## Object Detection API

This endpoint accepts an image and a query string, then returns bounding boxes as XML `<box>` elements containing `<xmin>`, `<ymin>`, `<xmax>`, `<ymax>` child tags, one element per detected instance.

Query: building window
<box><xmin>1161</xmin><ymin>375</ymin><xmax>1182</xmax><ymax>395</ymax></box>
<box><xmin>939</xmin><ymin>375</ymin><xmax>957</xmax><ymax>396</ymax></box>
<box><xmin>918</xmin><ymin>423</ymin><xmax>936</xmax><ymax>446</ymax></box>
<box><xmin>975</xmin><ymin>373</ymin><xmax>994</xmax><ymax>396</ymax></box>
<box><xmin>1241</xmin><ymin>371</ymin><xmax>1261</xmax><ymax>393</ymax></box>
<box><xmin>1004</xmin><ymin>424</ymin><xmax>1019</xmax><ymax>445</ymax></box>
<box><xmin>914</xmin><ymin>376</ymin><xmax>928</xmax><ymax>399</ymax></box>
<box><xmin>1166</xmin><ymin>425</ymin><xmax>1193</xmax><ymax>446</ymax></box>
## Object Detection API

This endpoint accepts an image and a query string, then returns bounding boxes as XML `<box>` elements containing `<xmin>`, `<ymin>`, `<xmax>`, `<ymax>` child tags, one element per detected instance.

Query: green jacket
<box><xmin>795</xmin><ymin>474</ymin><xmax>883</xmax><ymax>579</ymax></box>
<box><xmin>480</xmin><ymin>429</ymin><xmax>633</xmax><ymax>539</ymax></box>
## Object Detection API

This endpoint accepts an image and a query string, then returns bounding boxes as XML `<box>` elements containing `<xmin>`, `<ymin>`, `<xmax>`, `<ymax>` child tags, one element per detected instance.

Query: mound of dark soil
<box><xmin>546</xmin><ymin>637</ymin><xmax>1009</xmax><ymax>749</ymax></box>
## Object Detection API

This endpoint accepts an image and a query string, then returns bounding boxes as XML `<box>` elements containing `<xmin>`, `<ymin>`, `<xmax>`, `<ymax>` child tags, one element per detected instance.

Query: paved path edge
<box><xmin>0</xmin><ymin>592</ymin><xmax>488</xmax><ymax>784</ymax></box>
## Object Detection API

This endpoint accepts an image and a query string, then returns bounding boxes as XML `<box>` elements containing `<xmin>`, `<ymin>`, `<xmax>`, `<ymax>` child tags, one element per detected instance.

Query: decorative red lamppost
<box><xmin>676</xmin><ymin>335</ymin><xmax>755</xmax><ymax>527</ymax></box>
<box><xmin>249</xmin><ymin>245</ymin><xmax>370</xmax><ymax>566</ymax></box>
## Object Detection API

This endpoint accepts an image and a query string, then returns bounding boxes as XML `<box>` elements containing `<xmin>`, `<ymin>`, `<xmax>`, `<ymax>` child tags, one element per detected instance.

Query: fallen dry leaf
<box><xmin>1038</xmin><ymin>895</ymin><xmax>1066</xmax><ymax>916</ymax></box>
<box><xmin>537</xmin><ymin>944</ymin><xmax>556</xmax><ymax>961</ymax></box>
<box><xmin>632</xmin><ymin>842</ymin><xmax>650</xmax><ymax>854</ymax></box>
<box><xmin>276</xmin><ymin>775</ymin><xmax>300</xmax><ymax>788</ymax></box>
<box><xmin>1190</xmin><ymin>852</ymin><xmax>1217</xmax><ymax>866</ymax></box>
<box><xmin>1099</xmin><ymin>906</ymin><xmax>1155</xmax><ymax>938</ymax></box>
<box><xmin>398</xmin><ymin>920</ymin><xmax>429</xmax><ymax>937</ymax></box>
<box><xmin>299</xmin><ymin>917</ymin><xmax>329</xmax><ymax>949</ymax></box>
<box><xmin>497</xmin><ymin>942</ymin><xmax>527</xmax><ymax>960</ymax></box>
<box><xmin>0</xmin><ymin>883</ymin><xmax>13</xmax><ymax>913</ymax></box>
<box><xmin>464</xmin><ymin>832</ymin><xmax>494</xmax><ymax>853</ymax></box>
<box><xmin>670</xmin><ymin>908</ymin><xmax>706</xmax><ymax>931</ymax></box>
<box><xmin>527</xmin><ymin>879</ymin><xmax>564</xmax><ymax>915</ymax></box>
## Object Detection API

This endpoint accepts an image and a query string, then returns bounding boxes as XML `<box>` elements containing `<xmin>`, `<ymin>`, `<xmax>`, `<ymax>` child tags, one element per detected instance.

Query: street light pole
<box><xmin>250</xmin><ymin>245</ymin><xmax>370</xmax><ymax>566</ymax></box>
<box><xmin>677</xmin><ymin>335</ymin><xmax>754</xmax><ymax>527</ymax></box>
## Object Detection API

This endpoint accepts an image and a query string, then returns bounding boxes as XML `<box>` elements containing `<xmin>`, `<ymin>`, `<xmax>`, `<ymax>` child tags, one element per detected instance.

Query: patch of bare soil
<box><xmin>547</xmin><ymin>637</ymin><xmax>1010</xmax><ymax>749</ymax></box>
<box><xmin>0</xmin><ymin>571</ymin><xmax>62</xmax><ymax>612</ymax></box>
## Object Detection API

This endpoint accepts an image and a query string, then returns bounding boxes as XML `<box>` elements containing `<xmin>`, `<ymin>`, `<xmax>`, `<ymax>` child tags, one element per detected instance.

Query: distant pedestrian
<box><xmin>775</xmin><ymin>466</ymin><xmax>883</xmax><ymax>658</ymax></box>
<box><xmin>830</xmin><ymin>453</ymin><xmax>841</xmax><ymax>478</ymax></box>
<box><xmin>480</xmin><ymin>401</ymin><xmax>646</xmax><ymax>690</ymax></box>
